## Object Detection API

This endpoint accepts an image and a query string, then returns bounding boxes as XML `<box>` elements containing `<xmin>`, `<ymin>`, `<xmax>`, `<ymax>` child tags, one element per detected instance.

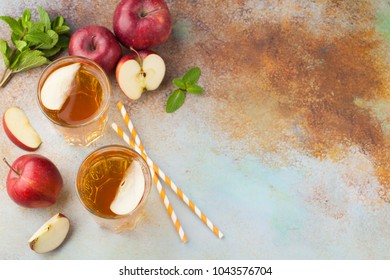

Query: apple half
<box><xmin>116</xmin><ymin>50</ymin><xmax>165</xmax><ymax>100</ymax></box>
<box><xmin>3</xmin><ymin>107</ymin><xmax>42</xmax><ymax>151</ymax></box>
<box><xmin>29</xmin><ymin>213</ymin><xmax>70</xmax><ymax>254</ymax></box>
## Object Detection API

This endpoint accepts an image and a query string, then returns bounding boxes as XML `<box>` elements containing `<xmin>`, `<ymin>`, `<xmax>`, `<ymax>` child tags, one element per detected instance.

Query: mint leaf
<box><xmin>9</xmin><ymin>51</ymin><xmax>20</xmax><ymax>68</ymax></box>
<box><xmin>0</xmin><ymin>7</ymin><xmax>70</xmax><ymax>88</ymax></box>
<box><xmin>38</xmin><ymin>30</ymin><xmax>58</xmax><ymax>49</ymax></box>
<box><xmin>11</xmin><ymin>50</ymin><xmax>49</xmax><ymax>72</ymax></box>
<box><xmin>56</xmin><ymin>35</ymin><xmax>70</xmax><ymax>48</ymax></box>
<box><xmin>0</xmin><ymin>16</ymin><xmax>24</xmax><ymax>36</ymax></box>
<box><xmin>14</xmin><ymin>40</ymin><xmax>27</xmax><ymax>52</ymax></box>
<box><xmin>38</xmin><ymin>6</ymin><xmax>51</xmax><ymax>31</ymax></box>
<box><xmin>24</xmin><ymin>30</ymin><xmax>52</xmax><ymax>46</ymax></box>
<box><xmin>173</xmin><ymin>78</ymin><xmax>186</xmax><ymax>89</ymax></box>
<box><xmin>166</xmin><ymin>89</ymin><xmax>186</xmax><ymax>113</ymax></box>
<box><xmin>51</xmin><ymin>16</ymin><xmax>64</xmax><ymax>29</ymax></box>
<box><xmin>30</xmin><ymin>22</ymin><xmax>45</xmax><ymax>32</ymax></box>
<box><xmin>11</xmin><ymin>32</ymin><xmax>20</xmax><ymax>45</ymax></box>
<box><xmin>166</xmin><ymin>66</ymin><xmax>204</xmax><ymax>113</ymax></box>
<box><xmin>52</xmin><ymin>16</ymin><xmax>70</xmax><ymax>35</ymax></box>
<box><xmin>186</xmin><ymin>84</ymin><xmax>204</xmax><ymax>94</ymax></box>
<box><xmin>182</xmin><ymin>67</ymin><xmax>201</xmax><ymax>84</ymax></box>
<box><xmin>21</xmin><ymin>9</ymin><xmax>31</xmax><ymax>29</ymax></box>
<box><xmin>0</xmin><ymin>39</ymin><xmax>12</xmax><ymax>67</ymax></box>
<box><xmin>41</xmin><ymin>46</ymin><xmax>61</xmax><ymax>58</ymax></box>
<box><xmin>54</xmin><ymin>25</ymin><xmax>70</xmax><ymax>35</ymax></box>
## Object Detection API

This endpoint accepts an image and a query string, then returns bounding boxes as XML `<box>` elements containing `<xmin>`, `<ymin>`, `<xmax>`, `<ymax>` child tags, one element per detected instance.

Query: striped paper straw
<box><xmin>111</xmin><ymin>123</ymin><xmax>187</xmax><ymax>243</ymax></box>
<box><xmin>116</xmin><ymin>102</ymin><xmax>224</xmax><ymax>239</ymax></box>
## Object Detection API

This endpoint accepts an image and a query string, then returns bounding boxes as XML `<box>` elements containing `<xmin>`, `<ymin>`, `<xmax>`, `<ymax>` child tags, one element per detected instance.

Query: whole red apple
<box><xmin>5</xmin><ymin>154</ymin><xmax>63</xmax><ymax>208</ymax></box>
<box><xmin>69</xmin><ymin>25</ymin><xmax>122</xmax><ymax>73</ymax></box>
<box><xmin>113</xmin><ymin>0</ymin><xmax>172</xmax><ymax>50</ymax></box>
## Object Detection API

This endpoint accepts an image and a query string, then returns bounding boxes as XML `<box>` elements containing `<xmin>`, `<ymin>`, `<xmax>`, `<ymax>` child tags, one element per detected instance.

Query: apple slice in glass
<box><xmin>110</xmin><ymin>160</ymin><xmax>145</xmax><ymax>215</ymax></box>
<box><xmin>40</xmin><ymin>63</ymin><xmax>81</xmax><ymax>110</ymax></box>
<box><xmin>3</xmin><ymin>107</ymin><xmax>42</xmax><ymax>151</ymax></box>
<box><xmin>29</xmin><ymin>213</ymin><xmax>70</xmax><ymax>254</ymax></box>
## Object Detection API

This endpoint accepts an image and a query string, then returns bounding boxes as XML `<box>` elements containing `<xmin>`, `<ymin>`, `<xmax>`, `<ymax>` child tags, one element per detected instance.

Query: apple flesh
<box><xmin>5</xmin><ymin>154</ymin><xmax>63</xmax><ymax>208</ymax></box>
<box><xmin>69</xmin><ymin>25</ymin><xmax>122</xmax><ymax>74</ymax></box>
<box><xmin>116</xmin><ymin>50</ymin><xmax>166</xmax><ymax>100</ymax></box>
<box><xmin>110</xmin><ymin>160</ymin><xmax>145</xmax><ymax>215</ymax></box>
<box><xmin>3</xmin><ymin>107</ymin><xmax>42</xmax><ymax>151</ymax></box>
<box><xmin>40</xmin><ymin>63</ymin><xmax>81</xmax><ymax>110</ymax></box>
<box><xmin>29</xmin><ymin>213</ymin><xmax>70</xmax><ymax>254</ymax></box>
<box><xmin>113</xmin><ymin>0</ymin><xmax>172</xmax><ymax>50</ymax></box>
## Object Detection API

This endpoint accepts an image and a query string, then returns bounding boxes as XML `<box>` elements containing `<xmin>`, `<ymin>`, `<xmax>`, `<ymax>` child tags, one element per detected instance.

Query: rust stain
<box><xmin>170</xmin><ymin>0</ymin><xmax>390</xmax><ymax>201</ymax></box>
<box><xmin>309</xmin><ymin>186</ymin><xmax>346</xmax><ymax>220</ymax></box>
<box><xmin>255</xmin><ymin>23</ymin><xmax>390</xmax><ymax>197</ymax></box>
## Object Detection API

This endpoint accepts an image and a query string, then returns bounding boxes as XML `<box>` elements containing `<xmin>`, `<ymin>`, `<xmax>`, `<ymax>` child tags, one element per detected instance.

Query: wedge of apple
<box><xmin>29</xmin><ymin>213</ymin><xmax>70</xmax><ymax>254</ymax></box>
<box><xmin>116</xmin><ymin>50</ymin><xmax>165</xmax><ymax>100</ymax></box>
<box><xmin>110</xmin><ymin>160</ymin><xmax>145</xmax><ymax>215</ymax></box>
<box><xmin>3</xmin><ymin>107</ymin><xmax>42</xmax><ymax>151</ymax></box>
<box><xmin>40</xmin><ymin>62</ymin><xmax>81</xmax><ymax>110</ymax></box>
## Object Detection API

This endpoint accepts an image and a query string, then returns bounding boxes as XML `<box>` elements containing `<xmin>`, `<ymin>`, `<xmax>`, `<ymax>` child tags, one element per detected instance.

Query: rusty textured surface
<box><xmin>0</xmin><ymin>0</ymin><xmax>389</xmax><ymax>259</ymax></box>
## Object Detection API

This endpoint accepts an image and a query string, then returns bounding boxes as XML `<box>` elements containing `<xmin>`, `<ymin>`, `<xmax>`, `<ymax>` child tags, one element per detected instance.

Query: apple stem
<box><xmin>130</xmin><ymin>47</ymin><xmax>143</xmax><ymax>66</ymax></box>
<box><xmin>3</xmin><ymin>158</ymin><xmax>20</xmax><ymax>176</ymax></box>
<box><xmin>140</xmin><ymin>7</ymin><xmax>163</xmax><ymax>17</ymax></box>
<box><xmin>90</xmin><ymin>36</ymin><xmax>97</xmax><ymax>51</ymax></box>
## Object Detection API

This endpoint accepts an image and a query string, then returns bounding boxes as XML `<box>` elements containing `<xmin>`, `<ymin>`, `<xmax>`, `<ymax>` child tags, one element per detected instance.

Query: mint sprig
<box><xmin>166</xmin><ymin>67</ymin><xmax>204</xmax><ymax>113</ymax></box>
<box><xmin>0</xmin><ymin>7</ymin><xmax>70</xmax><ymax>88</ymax></box>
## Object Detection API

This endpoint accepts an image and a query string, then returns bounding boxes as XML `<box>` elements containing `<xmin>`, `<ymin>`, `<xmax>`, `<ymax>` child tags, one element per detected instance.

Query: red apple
<box><xmin>4</xmin><ymin>155</ymin><xmax>63</xmax><ymax>208</ymax></box>
<box><xmin>113</xmin><ymin>0</ymin><xmax>172</xmax><ymax>50</ymax></box>
<box><xmin>116</xmin><ymin>49</ymin><xmax>166</xmax><ymax>99</ymax></box>
<box><xmin>3</xmin><ymin>107</ymin><xmax>42</xmax><ymax>151</ymax></box>
<box><xmin>68</xmin><ymin>25</ymin><xmax>122</xmax><ymax>73</ymax></box>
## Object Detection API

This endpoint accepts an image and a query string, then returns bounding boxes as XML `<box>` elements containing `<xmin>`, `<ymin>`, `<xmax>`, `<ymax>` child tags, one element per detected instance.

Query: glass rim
<box><xmin>36</xmin><ymin>55</ymin><xmax>111</xmax><ymax>128</ymax></box>
<box><xmin>75</xmin><ymin>144</ymin><xmax>152</xmax><ymax>220</ymax></box>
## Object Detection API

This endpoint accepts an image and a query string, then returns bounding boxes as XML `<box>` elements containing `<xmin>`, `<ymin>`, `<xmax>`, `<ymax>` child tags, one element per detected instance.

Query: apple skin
<box><xmin>6</xmin><ymin>154</ymin><xmax>63</xmax><ymax>208</ymax></box>
<box><xmin>2</xmin><ymin>112</ymin><xmax>41</xmax><ymax>152</ymax></box>
<box><xmin>68</xmin><ymin>25</ymin><xmax>122</xmax><ymax>74</ymax></box>
<box><xmin>113</xmin><ymin>0</ymin><xmax>172</xmax><ymax>50</ymax></box>
<box><xmin>2</xmin><ymin>116</ymin><xmax>35</xmax><ymax>151</ymax></box>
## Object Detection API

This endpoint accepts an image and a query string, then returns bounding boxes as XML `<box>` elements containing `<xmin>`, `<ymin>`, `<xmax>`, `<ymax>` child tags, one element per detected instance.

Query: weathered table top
<box><xmin>0</xmin><ymin>0</ymin><xmax>389</xmax><ymax>259</ymax></box>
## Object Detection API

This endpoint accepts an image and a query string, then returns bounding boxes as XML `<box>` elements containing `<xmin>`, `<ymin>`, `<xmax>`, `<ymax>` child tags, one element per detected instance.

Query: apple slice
<box><xmin>29</xmin><ymin>213</ymin><xmax>70</xmax><ymax>254</ymax></box>
<box><xmin>110</xmin><ymin>160</ymin><xmax>145</xmax><ymax>215</ymax></box>
<box><xmin>116</xmin><ymin>50</ymin><xmax>165</xmax><ymax>100</ymax></box>
<box><xmin>40</xmin><ymin>63</ymin><xmax>81</xmax><ymax>110</ymax></box>
<box><xmin>3</xmin><ymin>107</ymin><xmax>42</xmax><ymax>151</ymax></box>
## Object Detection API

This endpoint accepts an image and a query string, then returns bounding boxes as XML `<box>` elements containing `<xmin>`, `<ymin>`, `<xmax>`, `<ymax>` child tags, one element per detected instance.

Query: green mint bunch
<box><xmin>0</xmin><ymin>6</ymin><xmax>70</xmax><ymax>88</ymax></box>
<box><xmin>166</xmin><ymin>67</ymin><xmax>204</xmax><ymax>113</ymax></box>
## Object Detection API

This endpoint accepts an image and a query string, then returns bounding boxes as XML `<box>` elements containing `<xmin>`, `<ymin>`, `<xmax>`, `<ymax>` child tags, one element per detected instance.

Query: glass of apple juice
<box><xmin>37</xmin><ymin>56</ymin><xmax>111</xmax><ymax>146</ymax></box>
<box><xmin>76</xmin><ymin>145</ymin><xmax>152</xmax><ymax>232</ymax></box>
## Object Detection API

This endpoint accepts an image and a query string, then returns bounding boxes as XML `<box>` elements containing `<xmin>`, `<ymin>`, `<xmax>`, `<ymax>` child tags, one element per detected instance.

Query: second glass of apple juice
<box><xmin>76</xmin><ymin>145</ymin><xmax>152</xmax><ymax>232</ymax></box>
<box><xmin>37</xmin><ymin>56</ymin><xmax>111</xmax><ymax>146</ymax></box>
